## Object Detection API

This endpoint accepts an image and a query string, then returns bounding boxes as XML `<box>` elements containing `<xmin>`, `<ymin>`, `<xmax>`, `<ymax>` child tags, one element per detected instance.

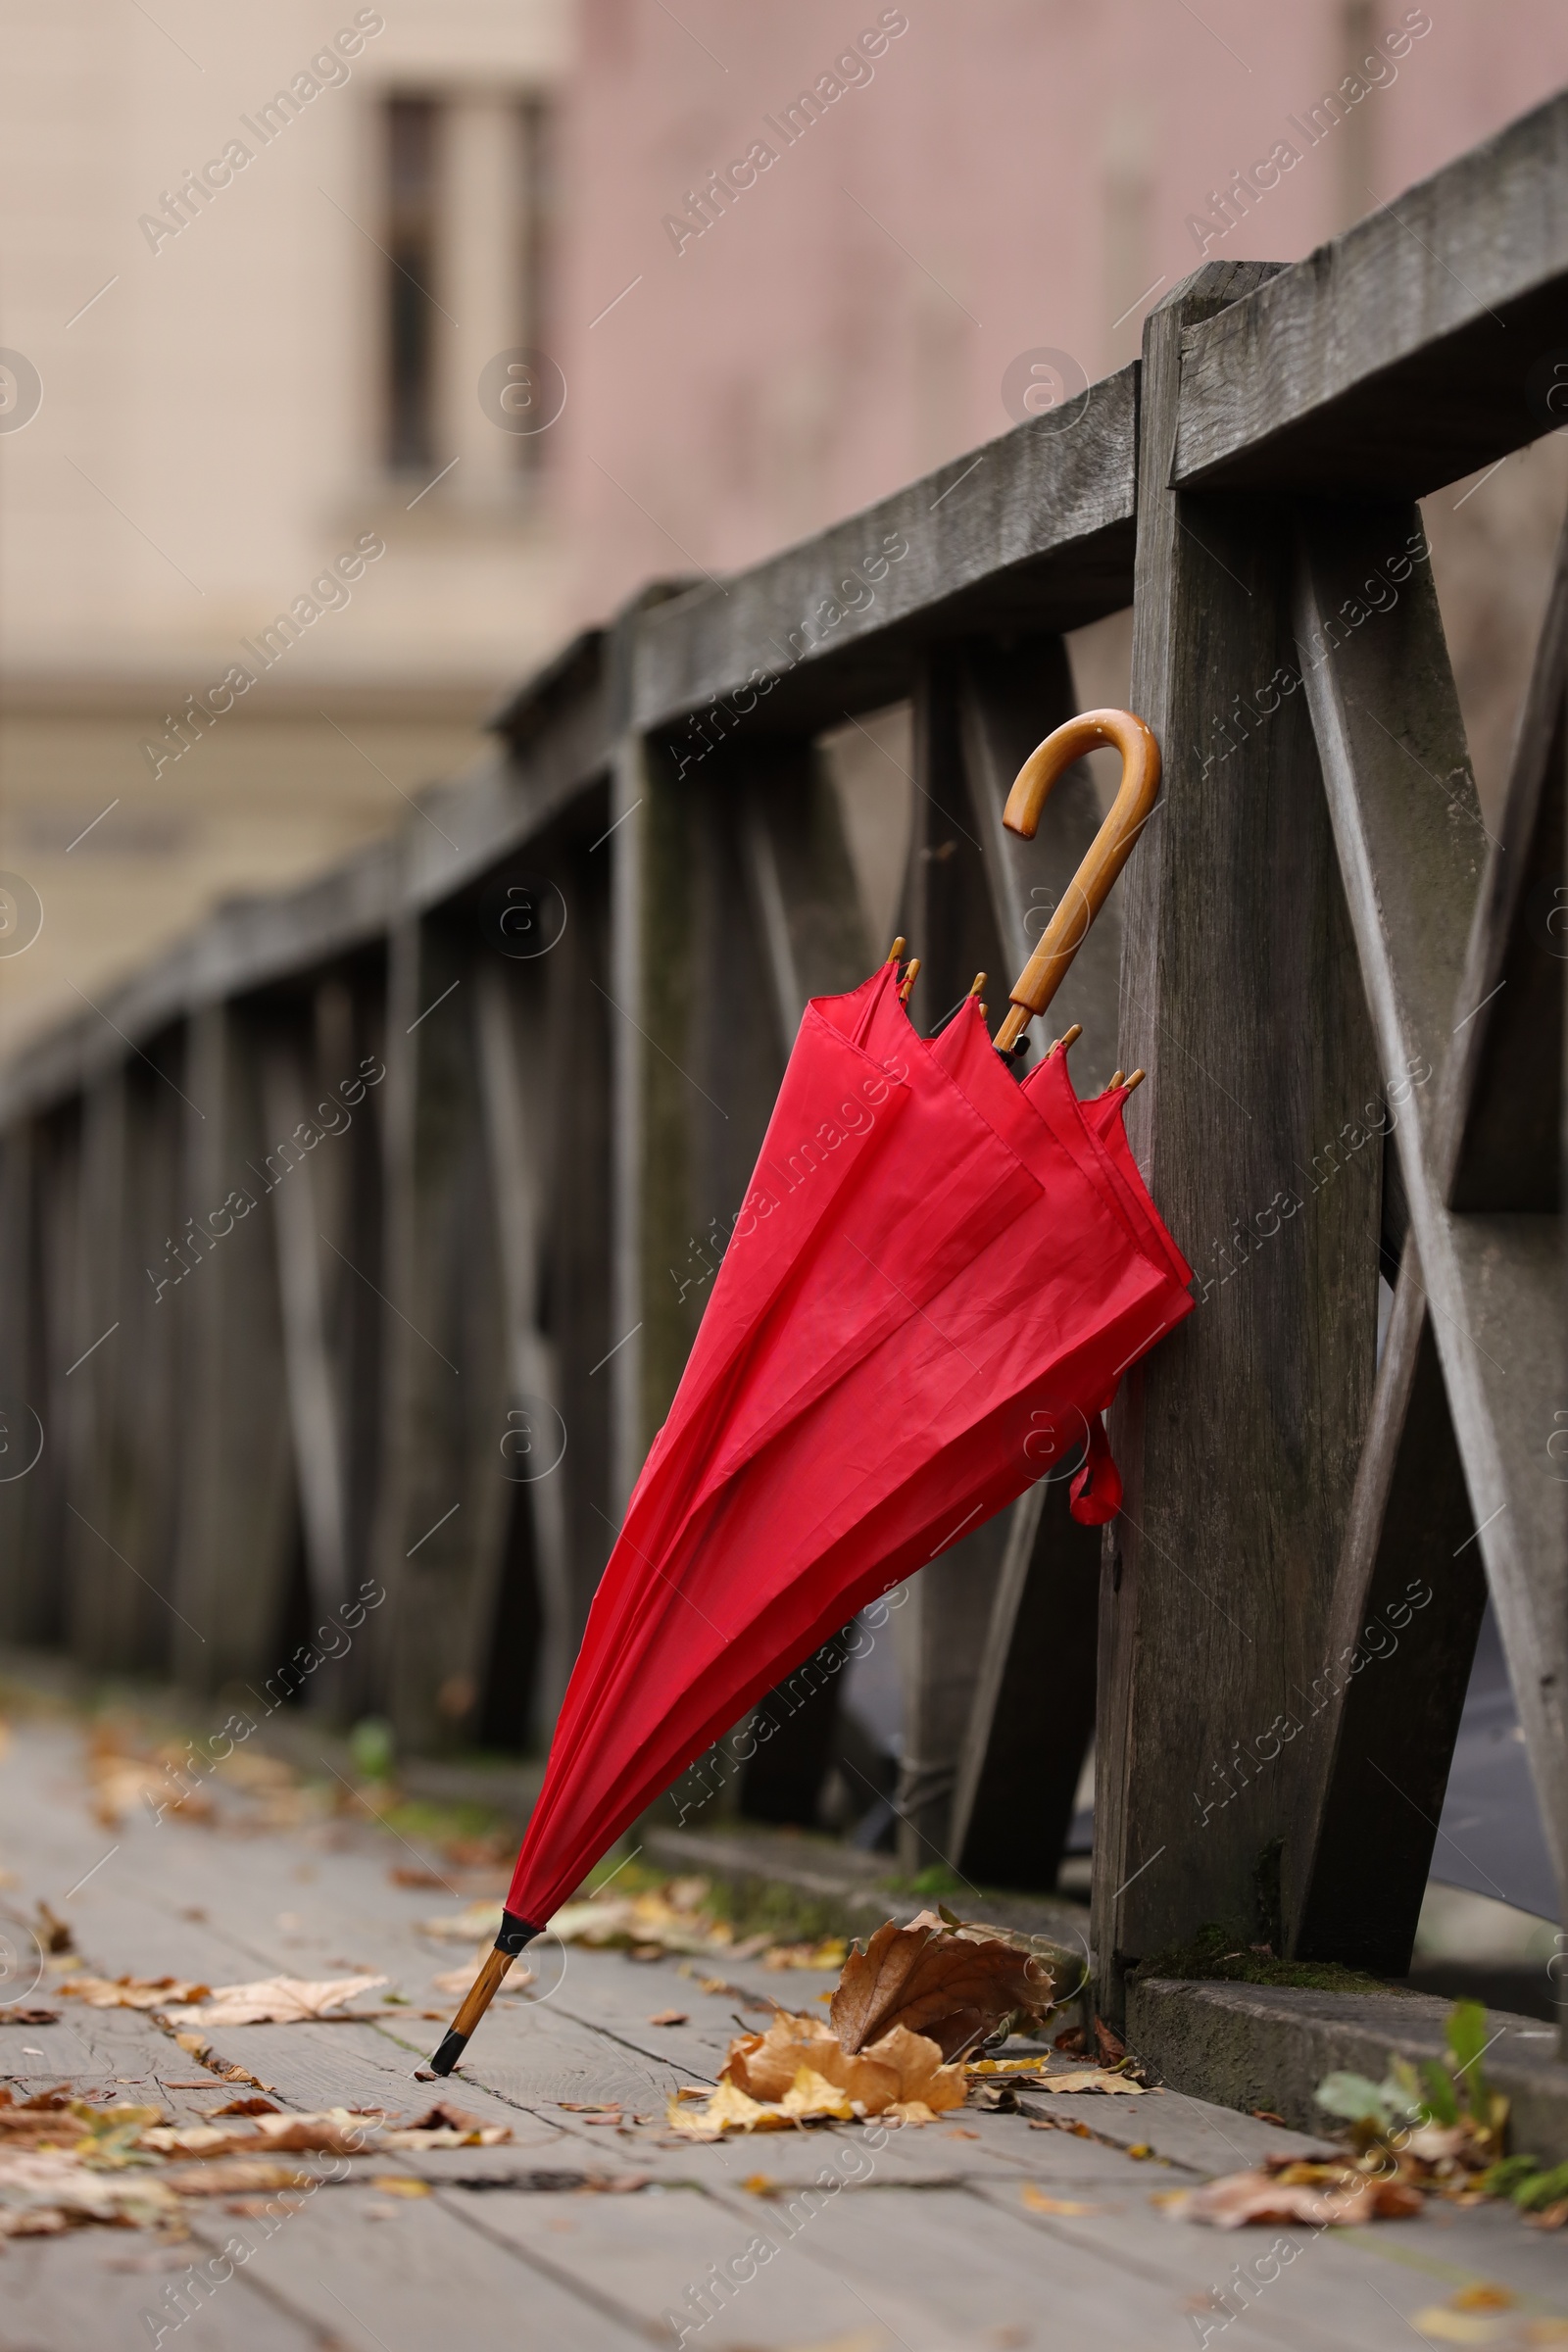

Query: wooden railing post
<box><xmin>172</xmin><ymin>1001</ymin><xmax>296</xmax><ymax>1690</ymax></box>
<box><xmin>1095</xmin><ymin>265</ymin><xmax>1384</xmax><ymax>2026</ymax></box>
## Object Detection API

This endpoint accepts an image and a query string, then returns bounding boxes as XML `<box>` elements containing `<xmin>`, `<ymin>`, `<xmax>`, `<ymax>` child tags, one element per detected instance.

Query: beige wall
<box><xmin>0</xmin><ymin>0</ymin><xmax>573</xmax><ymax>1054</ymax></box>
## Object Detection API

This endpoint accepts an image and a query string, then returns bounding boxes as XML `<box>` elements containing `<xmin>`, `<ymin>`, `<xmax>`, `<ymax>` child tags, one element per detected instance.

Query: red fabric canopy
<box><xmin>503</xmin><ymin>964</ymin><xmax>1192</xmax><ymax>1932</ymax></box>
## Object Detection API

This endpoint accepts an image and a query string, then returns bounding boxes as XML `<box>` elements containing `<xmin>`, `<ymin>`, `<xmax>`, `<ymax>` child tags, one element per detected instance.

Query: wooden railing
<box><xmin>4</xmin><ymin>90</ymin><xmax>1565</xmax><ymax>2038</ymax></box>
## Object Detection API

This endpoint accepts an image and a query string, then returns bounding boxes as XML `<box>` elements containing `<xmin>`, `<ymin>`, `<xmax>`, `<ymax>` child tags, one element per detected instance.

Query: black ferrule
<box><xmin>495</xmin><ymin>1910</ymin><xmax>542</xmax><ymax>1956</ymax></box>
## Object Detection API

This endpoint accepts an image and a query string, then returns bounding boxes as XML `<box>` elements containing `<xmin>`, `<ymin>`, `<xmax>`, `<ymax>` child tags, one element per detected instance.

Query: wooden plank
<box><xmin>538</xmin><ymin>808</ymin><xmax>616</xmax><ymax>1653</ymax></box>
<box><xmin>2</xmin><ymin>2234</ymin><xmax>323</xmax><ymax>2352</ymax></box>
<box><xmin>954</xmin><ymin>1478</ymin><xmax>1100</xmax><ymax>1894</ymax></box>
<box><xmin>971</xmin><ymin>2171</ymin><xmax>1568</xmax><ymax>2352</ymax></box>
<box><xmin>612</xmin><ymin>736</ymin><xmax>786</xmax><ymax>1500</ymax></box>
<box><xmin>1288</xmin><ymin>1246</ymin><xmax>1486</xmax><ymax>1972</ymax></box>
<box><xmin>183</xmin><ymin>2180</ymin><xmax>649</xmax><ymax>2352</ymax></box>
<box><xmin>1439</xmin><ymin>506</ymin><xmax>1568</xmax><ymax>1210</ymax></box>
<box><xmin>890</xmin><ymin>654</ymin><xmax>1012</xmax><ymax>1871</ymax></box>
<box><xmin>1295</xmin><ymin>507</ymin><xmax>1568</xmax><ymax>1947</ymax></box>
<box><xmin>474</xmin><ymin>959</ymin><xmax>573</xmax><ymax>1734</ymax></box>
<box><xmin>711</xmin><ymin>2180</ymin><xmax>1252</xmax><ymax>2352</ymax></box>
<box><xmin>376</xmin><ymin>911</ymin><xmax>511</xmax><ymax>1753</ymax></box>
<box><xmin>0</xmin><ymin>1121</ymin><xmax>45</xmax><ymax>1642</ymax></box>
<box><xmin>1175</xmin><ymin>89</ymin><xmax>1568</xmax><ymax>495</ymax></box>
<box><xmin>116</xmin><ymin>1054</ymin><xmax>187</xmax><ymax>1672</ymax></box>
<box><xmin>1094</xmin><ymin>266</ymin><xmax>1384</xmax><ymax>2027</ymax></box>
<box><xmin>947</xmin><ymin>630</ymin><xmax>1116</xmax><ymax>1893</ymax></box>
<box><xmin>633</xmin><ymin>368</ymin><xmax>1139</xmax><ymax>742</ymax></box>
<box><xmin>262</xmin><ymin>1039</ymin><xmax>351</xmax><ymax>1623</ymax></box>
<box><xmin>171</xmin><ymin>1002</ymin><xmax>296</xmax><ymax>1690</ymax></box>
<box><xmin>608</xmin><ymin>735</ymin><xmax>651</xmax><ymax>1517</ymax></box>
<box><xmin>727</xmin><ymin>740</ymin><xmax>870</xmax><ymax>1825</ymax></box>
<box><xmin>738</xmin><ymin>741</ymin><xmax>869</xmax><ymax>1051</ymax></box>
<box><xmin>956</xmin><ymin>630</ymin><xmax>1123</xmax><ymax>1091</ymax></box>
<box><xmin>26</xmin><ymin>1109</ymin><xmax>82</xmax><ymax>1654</ymax></box>
<box><xmin>61</xmin><ymin>1066</ymin><xmax>125</xmax><ymax>1666</ymax></box>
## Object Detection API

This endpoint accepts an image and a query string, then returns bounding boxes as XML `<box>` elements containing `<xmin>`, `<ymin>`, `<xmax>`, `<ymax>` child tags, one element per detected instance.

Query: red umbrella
<box><xmin>430</xmin><ymin>710</ymin><xmax>1187</xmax><ymax>2073</ymax></box>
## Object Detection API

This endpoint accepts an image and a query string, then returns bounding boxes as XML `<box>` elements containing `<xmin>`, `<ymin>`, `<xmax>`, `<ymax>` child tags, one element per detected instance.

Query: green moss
<box><xmin>881</xmin><ymin>1865</ymin><xmax>966</xmax><ymax>1898</ymax></box>
<box><xmin>370</xmin><ymin>1795</ymin><xmax>510</xmax><ymax>1848</ymax></box>
<box><xmin>1134</xmin><ymin>1921</ymin><xmax>1395</xmax><ymax>1995</ymax></box>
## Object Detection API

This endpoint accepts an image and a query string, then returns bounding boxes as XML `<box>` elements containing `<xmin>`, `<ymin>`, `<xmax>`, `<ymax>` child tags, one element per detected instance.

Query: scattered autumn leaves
<box><xmin>669</xmin><ymin>1909</ymin><xmax>1055</xmax><ymax>2137</ymax></box>
<box><xmin>0</xmin><ymin>2085</ymin><xmax>516</xmax><ymax>2241</ymax></box>
<box><xmin>56</xmin><ymin>1973</ymin><xmax>390</xmax><ymax>2027</ymax></box>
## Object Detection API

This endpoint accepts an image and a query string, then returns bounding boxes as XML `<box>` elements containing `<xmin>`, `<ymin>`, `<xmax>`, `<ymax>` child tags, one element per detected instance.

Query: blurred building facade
<box><xmin>4</xmin><ymin>0</ymin><xmax>1568</xmax><ymax>1054</ymax></box>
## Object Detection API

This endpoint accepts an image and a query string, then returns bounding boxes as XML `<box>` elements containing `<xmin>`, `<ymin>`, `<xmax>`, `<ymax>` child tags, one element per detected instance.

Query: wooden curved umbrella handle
<box><xmin>994</xmin><ymin>709</ymin><xmax>1161</xmax><ymax>1054</ymax></box>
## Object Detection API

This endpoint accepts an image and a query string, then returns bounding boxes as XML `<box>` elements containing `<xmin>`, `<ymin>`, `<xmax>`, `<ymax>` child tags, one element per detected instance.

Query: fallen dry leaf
<box><xmin>1178</xmin><ymin>2165</ymin><xmax>1424</xmax><ymax>2228</ymax></box>
<box><xmin>1032</xmin><ymin>2066</ymin><xmax>1150</xmax><ymax>2096</ymax></box>
<box><xmin>390</xmin><ymin>1865</ymin><xmax>448</xmax><ymax>1888</ymax></box>
<box><xmin>1021</xmin><ymin>2183</ymin><xmax>1103</xmax><ymax>2216</ymax></box>
<box><xmin>36</xmin><ymin>1904</ymin><xmax>74</xmax><ymax>1954</ymax></box>
<box><xmin>648</xmin><ymin>2010</ymin><xmax>689</xmax><ymax>2027</ymax></box>
<box><xmin>370</xmin><ymin>2175</ymin><xmax>431</xmax><ymax>2197</ymax></box>
<box><xmin>779</xmin><ymin>2068</ymin><xmax>857</xmax><ymax>2123</ymax></box>
<box><xmin>1407</xmin><ymin>2312</ymin><xmax>1509</xmax><ymax>2345</ymax></box>
<box><xmin>142</xmin><ymin>2109</ymin><xmax>366</xmax><ymax>2159</ymax></box>
<box><xmin>0</xmin><ymin>2150</ymin><xmax>183</xmax><ymax>2234</ymax></box>
<box><xmin>830</xmin><ymin>1912</ymin><xmax>1052</xmax><ymax>2062</ymax></box>
<box><xmin>664</xmin><ymin>2080</ymin><xmax>795</xmax><ymax>2140</ymax></box>
<box><xmin>430</xmin><ymin>1952</ymin><xmax>489</xmax><ymax>1998</ymax></box>
<box><xmin>755</xmin><ymin>2337</ymin><xmax>882</xmax><ymax>2352</ymax></box>
<box><xmin>547</xmin><ymin>1886</ymin><xmax>737</xmax><ymax>1957</ymax></box>
<box><xmin>400</xmin><ymin>2101</ymin><xmax>491</xmax><ymax>2136</ymax></box>
<box><xmin>167</xmin><ymin>1974</ymin><xmax>387</xmax><ymax>2026</ymax></box>
<box><xmin>671</xmin><ymin>2011</ymin><xmax>967</xmax><ymax>2137</ymax></box>
<box><xmin>417</xmin><ymin>1901</ymin><xmax>505</xmax><ymax>1944</ymax></box>
<box><xmin>726</xmin><ymin>2012</ymin><xmax>965</xmax><ymax>2117</ymax></box>
<box><xmin>0</xmin><ymin>2007</ymin><xmax>59</xmax><ymax>2027</ymax></box>
<box><xmin>160</xmin><ymin>2157</ymin><xmax>313</xmax><ymax>2198</ymax></box>
<box><xmin>1094</xmin><ymin>2016</ymin><xmax>1126</xmax><ymax>2065</ymax></box>
<box><xmin>762</xmin><ymin>1939</ymin><xmax>849</xmax><ymax>1972</ymax></box>
<box><xmin>59</xmin><ymin>1973</ymin><xmax>210</xmax><ymax>2011</ymax></box>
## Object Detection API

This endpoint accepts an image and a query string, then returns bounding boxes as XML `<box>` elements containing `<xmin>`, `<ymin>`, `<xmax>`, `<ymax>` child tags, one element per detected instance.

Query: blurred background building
<box><xmin>4</xmin><ymin>0</ymin><xmax>1568</xmax><ymax>1054</ymax></box>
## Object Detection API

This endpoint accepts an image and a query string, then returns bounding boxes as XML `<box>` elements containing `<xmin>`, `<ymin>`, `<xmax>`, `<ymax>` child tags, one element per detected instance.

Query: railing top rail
<box><xmin>1175</xmin><ymin>86</ymin><xmax>1568</xmax><ymax>493</ymax></box>
<box><xmin>630</xmin><ymin>365</ymin><xmax>1140</xmax><ymax>740</ymax></box>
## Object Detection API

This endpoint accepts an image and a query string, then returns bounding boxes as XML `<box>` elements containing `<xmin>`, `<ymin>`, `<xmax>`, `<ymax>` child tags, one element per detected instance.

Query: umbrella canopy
<box><xmin>430</xmin><ymin>708</ymin><xmax>1186</xmax><ymax>2075</ymax></box>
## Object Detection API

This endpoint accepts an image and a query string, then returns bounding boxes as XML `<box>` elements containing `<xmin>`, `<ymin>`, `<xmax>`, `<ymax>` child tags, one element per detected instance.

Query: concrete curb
<box><xmin>1129</xmin><ymin>1977</ymin><xmax>1568</xmax><ymax>2165</ymax></box>
<box><xmin>641</xmin><ymin>1821</ymin><xmax>1094</xmax><ymax>1951</ymax></box>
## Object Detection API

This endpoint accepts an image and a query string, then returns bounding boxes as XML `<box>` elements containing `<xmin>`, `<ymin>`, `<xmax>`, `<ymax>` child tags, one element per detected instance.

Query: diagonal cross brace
<box><xmin>1294</xmin><ymin>507</ymin><xmax>1568</xmax><ymax>1943</ymax></box>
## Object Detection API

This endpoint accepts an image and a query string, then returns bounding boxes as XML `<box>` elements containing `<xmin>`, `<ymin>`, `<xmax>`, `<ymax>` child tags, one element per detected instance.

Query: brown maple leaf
<box><xmin>829</xmin><ymin>1911</ymin><xmax>1053</xmax><ymax>2062</ymax></box>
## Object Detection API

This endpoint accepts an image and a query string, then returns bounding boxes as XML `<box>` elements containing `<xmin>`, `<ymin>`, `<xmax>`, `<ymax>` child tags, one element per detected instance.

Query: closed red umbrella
<box><xmin>430</xmin><ymin>710</ymin><xmax>1188</xmax><ymax>2073</ymax></box>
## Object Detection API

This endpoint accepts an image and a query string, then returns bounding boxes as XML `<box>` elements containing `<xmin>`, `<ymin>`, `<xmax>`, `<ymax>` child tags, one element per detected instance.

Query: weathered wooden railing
<box><xmin>4</xmin><ymin>92</ymin><xmax>1565</xmax><ymax>2040</ymax></box>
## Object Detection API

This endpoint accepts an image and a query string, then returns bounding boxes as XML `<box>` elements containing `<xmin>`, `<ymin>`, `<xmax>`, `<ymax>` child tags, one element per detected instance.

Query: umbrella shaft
<box><xmin>428</xmin><ymin>1911</ymin><xmax>541</xmax><ymax>2075</ymax></box>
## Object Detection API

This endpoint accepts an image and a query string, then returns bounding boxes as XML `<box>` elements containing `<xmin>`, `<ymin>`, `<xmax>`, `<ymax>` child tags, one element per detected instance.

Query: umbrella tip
<box><xmin>885</xmin><ymin>936</ymin><xmax>906</xmax><ymax>964</ymax></box>
<box><xmin>1049</xmin><ymin>1023</ymin><xmax>1083</xmax><ymax>1057</ymax></box>
<box><xmin>1124</xmin><ymin>1067</ymin><xmax>1146</xmax><ymax>1094</ymax></box>
<box><xmin>968</xmin><ymin>972</ymin><xmax>986</xmax><ymax>998</ymax></box>
<box><xmin>426</xmin><ymin>2029</ymin><xmax>467</xmax><ymax>2077</ymax></box>
<box><xmin>898</xmin><ymin>956</ymin><xmax>921</xmax><ymax>1004</ymax></box>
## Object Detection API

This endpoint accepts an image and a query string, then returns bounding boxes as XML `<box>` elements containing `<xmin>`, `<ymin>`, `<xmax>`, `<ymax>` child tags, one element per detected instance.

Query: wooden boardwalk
<box><xmin>0</xmin><ymin>1716</ymin><xmax>1563</xmax><ymax>2351</ymax></box>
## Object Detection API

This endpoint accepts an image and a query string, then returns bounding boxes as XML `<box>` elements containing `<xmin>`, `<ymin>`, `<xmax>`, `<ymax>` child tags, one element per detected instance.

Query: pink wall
<box><xmin>554</xmin><ymin>1</ymin><xmax>1568</xmax><ymax>618</ymax></box>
